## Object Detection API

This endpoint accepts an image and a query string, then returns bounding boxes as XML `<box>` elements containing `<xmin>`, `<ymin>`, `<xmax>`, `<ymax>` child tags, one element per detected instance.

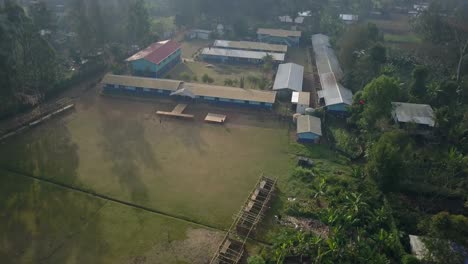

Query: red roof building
<box><xmin>126</xmin><ymin>40</ymin><xmax>182</xmax><ymax>78</ymax></box>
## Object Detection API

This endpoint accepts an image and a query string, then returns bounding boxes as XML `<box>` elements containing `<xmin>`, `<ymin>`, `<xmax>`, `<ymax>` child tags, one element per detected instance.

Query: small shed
<box><xmin>391</xmin><ymin>102</ymin><xmax>435</xmax><ymax>128</ymax></box>
<box><xmin>297</xmin><ymin>115</ymin><xmax>322</xmax><ymax>143</ymax></box>
<box><xmin>339</xmin><ymin>14</ymin><xmax>359</xmax><ymax>24</ymax></box>
<box><xmin>188</xmin><ymin>29</ymin><xmax>212</xmax><ymax>40</ymax></box>
<box><xmin>291</xmin><ymin>92</ymin><xmax>310</xmax><ymax>114</ymax></box>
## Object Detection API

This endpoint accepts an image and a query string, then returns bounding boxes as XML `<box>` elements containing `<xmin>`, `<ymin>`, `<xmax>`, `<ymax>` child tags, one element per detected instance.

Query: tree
<box><xmin>410</xmin><ymin>66</ymin><xmax>429</xmax><ymax>100</ymax></box>
<box><xmin>127</xmin><ymin>0</ymin><xmax>150</xmax><ymax>45</ymax></box>
<box><xmin>29</xmin><ymin>1</ymin><xmax>53</xmax><ymax>30</ymax></box>
<box><xmin>415</xmin><ymin>1</ymin><xmax>468</xmax><ymax>81</ymax></box>
<box><xmin>419</xmin><ymin>212</ymin><xmax>468</xmax><ymax>264</ymax></box>
<box><xmin>367</xmin><ymin>131</ymin><xmax>413</xmax><ymax>192</ymax></box>
<box><xmin>353</xmin><ymin>75</ymin><xmax>402</xmax><ymax>131</ymax></box>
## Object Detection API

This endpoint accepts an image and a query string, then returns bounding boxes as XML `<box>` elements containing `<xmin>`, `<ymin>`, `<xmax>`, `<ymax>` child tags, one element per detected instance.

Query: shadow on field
<box><xmin>98</xmin><ymin>109</ymin><xmax>154</xmax><ymax>205</ymax></box>
<box><xmin>0</xmin><ymin>120</ymin><xmax>107</xmax><ymax>264</ymax></box>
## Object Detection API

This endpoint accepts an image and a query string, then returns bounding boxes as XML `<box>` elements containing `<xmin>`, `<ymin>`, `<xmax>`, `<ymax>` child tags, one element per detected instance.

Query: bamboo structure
<box><xmin>210</xmin><ymin>175</ymin><xmax>277</xmax><ymax>264</ymax></box>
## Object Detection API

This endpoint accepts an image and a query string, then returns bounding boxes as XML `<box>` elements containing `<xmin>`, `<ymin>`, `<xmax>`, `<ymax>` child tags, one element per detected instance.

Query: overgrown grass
<box><xmin>167</xmin><ymin>61</ymin><xmax>264</xmax><ymax>88</ymax></box>
<box><xmin>384</xmin><ymin>33</ymin><xmax>421</xmax><ymax>44</ymax></box>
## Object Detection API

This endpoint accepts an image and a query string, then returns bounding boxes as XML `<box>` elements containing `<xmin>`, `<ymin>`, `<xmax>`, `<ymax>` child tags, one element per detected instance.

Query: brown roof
<box><xmin>102</xmin><ymin>74</ymin><xmax>182</xmax><ymax>91</ymax></box>
<box><xmin>125</xmin><ymin>40</ymin><xmax>181</xmax><ymax>65</ymax></box>
<box><xmin>182</xmin><ymin>82</ymin><xmax>277</xmax><ymax>104</ymax></box>
<box><xmin>257</xmin><ymin>28</ymin><xmax>302</xmax><ymax>38</ymax></box>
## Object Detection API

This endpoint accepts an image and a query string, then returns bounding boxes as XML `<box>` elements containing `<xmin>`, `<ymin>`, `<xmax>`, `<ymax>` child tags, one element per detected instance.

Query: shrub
<box><xmin>192</xmin><ymin>75</ymin><xmax>198</xmax><ymax>81</ymax></box>
<box><xmin>247</xmin><ymin>255</ymin><xmax>265</xmax><ymax>264</ymax></box>
<box><xmin>202</xmin><ymin>73</ymin><xmax>214</xmax><ymax>83</ymax></box>
<box><xmin>180</xmin><ymin>72</ymin><xmax>191</xmax><ymax>81</ymax></box>
<box><xmin>401</xmin><ymin>254</ymin><xmax>420</xmax><ymax>264</ymax></box>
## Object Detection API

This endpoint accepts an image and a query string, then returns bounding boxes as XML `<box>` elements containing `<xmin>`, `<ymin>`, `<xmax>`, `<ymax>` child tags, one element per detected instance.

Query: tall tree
<box><xmin>127</xmin><ymin>0</ymin><xmax>150</xmax><ymax>45</ymax></box>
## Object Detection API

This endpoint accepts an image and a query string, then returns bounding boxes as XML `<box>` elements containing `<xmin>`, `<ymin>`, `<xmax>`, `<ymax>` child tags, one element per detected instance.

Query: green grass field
<box><xmin>0</xmin><ymin>91</ymin><xmax>294</xmax><ymax>262</ymax></box>
<box><xmin>167</xmin><ymin>61</ymin><xmax>265</xmax><ymax>89</ymax></box>
<box><xmin>0</xmin><ymin>171</ymin><xmax>222</xmax><ymax>264</ymax></box>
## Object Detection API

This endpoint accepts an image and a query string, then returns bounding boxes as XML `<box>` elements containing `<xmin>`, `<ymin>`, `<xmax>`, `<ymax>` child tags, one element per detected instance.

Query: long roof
<box><xmin>182</xmin><ymin>82</ymin><xmax>276</xmax><ymax>103</ymax></box>
<box><xmin>101</xmin><ymin>74</ymin><xmax>277</xmax><ymax>104</ymax></box>
<box><xmin>102</xmin><ymin>74</ymin><xmax>182</xmax><ymax>91</ymax></box>
<box><xmin>213</xmin><ymin>40</ymin><xmax>288</xmax><ymax>53</ymax></box>
<box><xmin>257</xmin><ymin>28</ymin><xmax>302</xmax><ymax>38</ymax></box>
<box><xmin>391</xmin><ymin>102</ymin><xmax>435</xmax><ymax>127</ymax></box>
<box><xmin>125</xmin><ymin>40</ymin><xmax>181</xmax><ymax>65</ymax></box>
<box><xmin>273</xmin><ymin>63</ymin><xmax>304</xmax><ymax>92</ymax></box>
<box><xmin>312</xmin><ymin>34</ymin><xmax>353</xmax><ymax>106</ymax></box>
<box><xmin>297</xmin><ymin>115</ymin><xmax>322</xmax><ymax>136</ymax></box>
<box><xmin>201</xmin><ymin>47</ymin><xmax>285</xmax><ymax>61</ymax></box>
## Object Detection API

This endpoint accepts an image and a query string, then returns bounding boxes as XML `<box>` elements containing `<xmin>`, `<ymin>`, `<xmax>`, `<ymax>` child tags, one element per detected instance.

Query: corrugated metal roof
<box><xmin>213</xmin><ymin>40</ymin><xmax>288</xmax><ymax>53</ymax></box>
<box><xmin>273</xmin><ymin>63</ymin><xmax>304</xmax><ymax>91</ymax></box>
<box><xmin>125</xmin><ymin>40</ymin><xmax>181</xmax><ymax>65</ymax></box>
<box><xmin>181</xmin><ymin>82</ymin><xmax>276</xmax><ymax>103</ymax></box>
<box><xmin>291</xmin><ymin>92</ymin><xmax>310</xmax><ymax>105</ymax></box>
<box><xmin>278</xmin><ymin>16</ymin><xmax>305</xmax><ymax>24</ymax></box>
<box><xmin>102</xmin><ymin>74</ymin><xmax>182</xmax><ymax>91</ymax></box>
<box><xmin>201</xmin><ymin>47</ymin><xmax>285</xmax><ymax>61</ymax></box>
<box><xmin>257</xmin><ymin>28</ymin><xmax>302</xmax><ymax>38</ymax></box>
<box><xmin>297</xmin><ymin>115</ymin><xmax>322</xmax><ymax>136</ymax></box>
<box><xmin>339</xmin><ymin>14</ymin><xmax>359</xmax><ymax>21</ymax></box>
<box><xmin>319</xmin><ymin>73</ymin><xmax>353</xmax><ymax>106</ymax></box>
<box><xmin>191</xmin><ymin>29</ymin><xmax>212</xmax><ymax>34</ymax></box>
<box><xmin>312</xmin><ymin>34</ymin><xmax>353</xmax><ymax>107</ymax></box>
<box><xmin>101</xmin><ymin>74</ymin><xmax>277</xmax><ymax>104</ymax></box>
<box><xmin>392</xmin><ymin>102</ymin><xmax>435</xmax><ymax>127</ymax></box>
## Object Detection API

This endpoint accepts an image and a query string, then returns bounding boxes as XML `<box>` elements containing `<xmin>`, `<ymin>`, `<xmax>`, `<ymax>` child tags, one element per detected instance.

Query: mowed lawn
<box><xmin>0</xmin><ymin>171</ymin><xmax>222</xmax><ymax>264</ymax></box>
<box><xmin>0</xmin><ymin>92</ymin><xmax>293</xmax><ymax>229</ymax></box>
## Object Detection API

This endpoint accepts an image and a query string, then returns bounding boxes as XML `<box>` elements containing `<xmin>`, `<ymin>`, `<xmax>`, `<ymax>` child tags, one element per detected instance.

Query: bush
<box><xmin>401</xmin><ymin>254</ymin><xmax>420</xmax><ymax>264</ymax></box>
<box><xmin>192</xmin><ymin>75</ymin><xmax>198</xmax><ymax>81</ymax></box>
<box><xmin>202</xmin><ymin>73</ymin><xmax>214</xmax><ymax>83</ymax></box>
<box><xmin>224</xmin><ymin>79</ymin><xmax>234</xmax><ymax>86</ymax></box>
<box><xmin>247</xmin><ymin>255</ymin><xmax>265</xmax><ymax>264</ymax></box>
<box><xmin>180</xmin><ymin>72</ymin><xmax>191</xmax><ymax>81</ymax></box>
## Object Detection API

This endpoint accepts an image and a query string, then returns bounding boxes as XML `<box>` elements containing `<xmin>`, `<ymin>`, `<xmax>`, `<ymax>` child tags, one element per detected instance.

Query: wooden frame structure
<box><xmin>156</xmin><ymin>103</ymin><xmax>194</xmax><ymax>119</ymax></box>
<box><xmin>210</xmin><ymin>175</ymin><xmax>277</xmax><ymax>264</ymax></box>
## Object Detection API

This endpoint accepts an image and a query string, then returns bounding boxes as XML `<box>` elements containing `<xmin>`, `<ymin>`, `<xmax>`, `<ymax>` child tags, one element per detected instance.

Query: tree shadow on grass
<box><xmin>0</xmin><ymin>119</ymin><xmax>107</xmax><ymax>264</ymax></box>
<box><xmin>98</xmin><ymin>111</ymin><xmax>155</xmax><ymax>205</ymax></box>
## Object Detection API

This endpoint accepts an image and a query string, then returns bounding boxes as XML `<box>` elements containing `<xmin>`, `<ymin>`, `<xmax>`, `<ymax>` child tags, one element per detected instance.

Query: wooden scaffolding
<box><xmin>210</xmin><ymin>175</ymin><xmax>277</xmax><ymax>264</ymax></box>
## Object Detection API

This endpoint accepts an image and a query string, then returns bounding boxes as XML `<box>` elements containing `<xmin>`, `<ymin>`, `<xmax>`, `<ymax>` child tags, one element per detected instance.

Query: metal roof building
<box><xmin>273</xmin><ymin>63</ymin><xmax>304</xmax><ymax>92</ymax></box>
<box><xmin>213</xmin><ymin>40</ymin><xmax>288</xmax><ymax>53</ymax></box>
<box><xmin>101</xmin><ymin>74</ymin><xmax>277</xmax><ymax>108</ymax></box>
<box><xmin>201</xmin><ymin>47</ymin><xmax>285</xmax><ymax>63</ymax></box>
<box><xmin>312</xmin><ymin>34</ymin><xmax>353</xmax><ymax>111</ymax></box>
<box><xmin>391</xmin><ymin>102</ymin><xmax>435</xmax><ymax>127</ymax></box>
<box><xmin>291</xmin><ymin>92</ymin><xmax>310</xmax><ymax>114</ymax></box>
<box><xmin>297</xmin><ymin>115</ymin><xmax>322</xmax><ymax>142</ymax></box>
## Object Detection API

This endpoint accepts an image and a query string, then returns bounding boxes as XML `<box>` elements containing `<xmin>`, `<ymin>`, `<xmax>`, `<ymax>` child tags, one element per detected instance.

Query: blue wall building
<box><xmin>126</xmin><ymin>40</ymin><xmax>181</xmax><ymax>78</ymax></box>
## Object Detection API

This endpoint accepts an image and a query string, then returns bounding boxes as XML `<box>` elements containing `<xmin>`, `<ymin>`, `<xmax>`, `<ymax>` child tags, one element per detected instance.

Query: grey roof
<box><xmin>102</xmin><ymin>74</ymin><xmax>182</xmax><ymax>91</ymax></box>
<box><xmin>312</xmin><ymin>34</ymin><xmax>353</xmax><ymax>107</ymax></box>
<box><xmin>319</xmin><ymin>73</ymin><xmax>353</xmax><ymax>106</ymax></box>
<box><xmin>191</xmin><ymin>29</ymin><xmax>212</xmax><ymax>34</ymax></box>
<box><xmin>213</xmin><ymin>40</ymin><xmax>288</xmax><ymax>53</ymax></box>
<box><xmin>297</xmin><ymin>115</ymin><xmax>322</xmax><ymax>136</ymax></box>
<box><xmin>409</xmin><ymin>235</ymin><xmax>428</xmax><ymax>260</ymax></box>
<box><xmin>391</xmin><ymin>102</ymin><xmax>435</xmax><ymax>127</ymax></box>
<box><xmin>273</xmin><ymin>63</ymin><xmax>304</xmax><ymax>92</ymax></box>
<box><xmin>201</xmin><ymin>47</ymin><xmax>285</xmax><ymax>61</ymax></box>
<box><xmin>278</xmin><ymin>16</ymin><xmax>305</xmax><ymax>24</ymax></box>
<box><xmin>339</xmin><ymin>14</ymin><xmax>359</xmax><ymax>21</ymax></box>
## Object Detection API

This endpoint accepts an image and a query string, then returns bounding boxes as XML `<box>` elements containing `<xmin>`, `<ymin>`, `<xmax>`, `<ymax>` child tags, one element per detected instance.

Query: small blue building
<box><xmin>257</xmin><ymin>28</ymin><xmax>301</xmax><ymax>47</ymax></box>
<box><xmin>297</xmin><ymin>115</ymin><xmax>322</xmax><ymax>143</ymax></box>
<box><xmin>126</xmin><ymin>40</ymin><xmax>181</xmax><ymax>78</ymax></box>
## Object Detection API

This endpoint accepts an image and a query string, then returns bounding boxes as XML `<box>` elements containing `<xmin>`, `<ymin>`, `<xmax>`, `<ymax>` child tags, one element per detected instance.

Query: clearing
<box><xmin>0</xmin><ymin>84</ymin><xmax>294</xmax><ymax>263</ymax></box>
